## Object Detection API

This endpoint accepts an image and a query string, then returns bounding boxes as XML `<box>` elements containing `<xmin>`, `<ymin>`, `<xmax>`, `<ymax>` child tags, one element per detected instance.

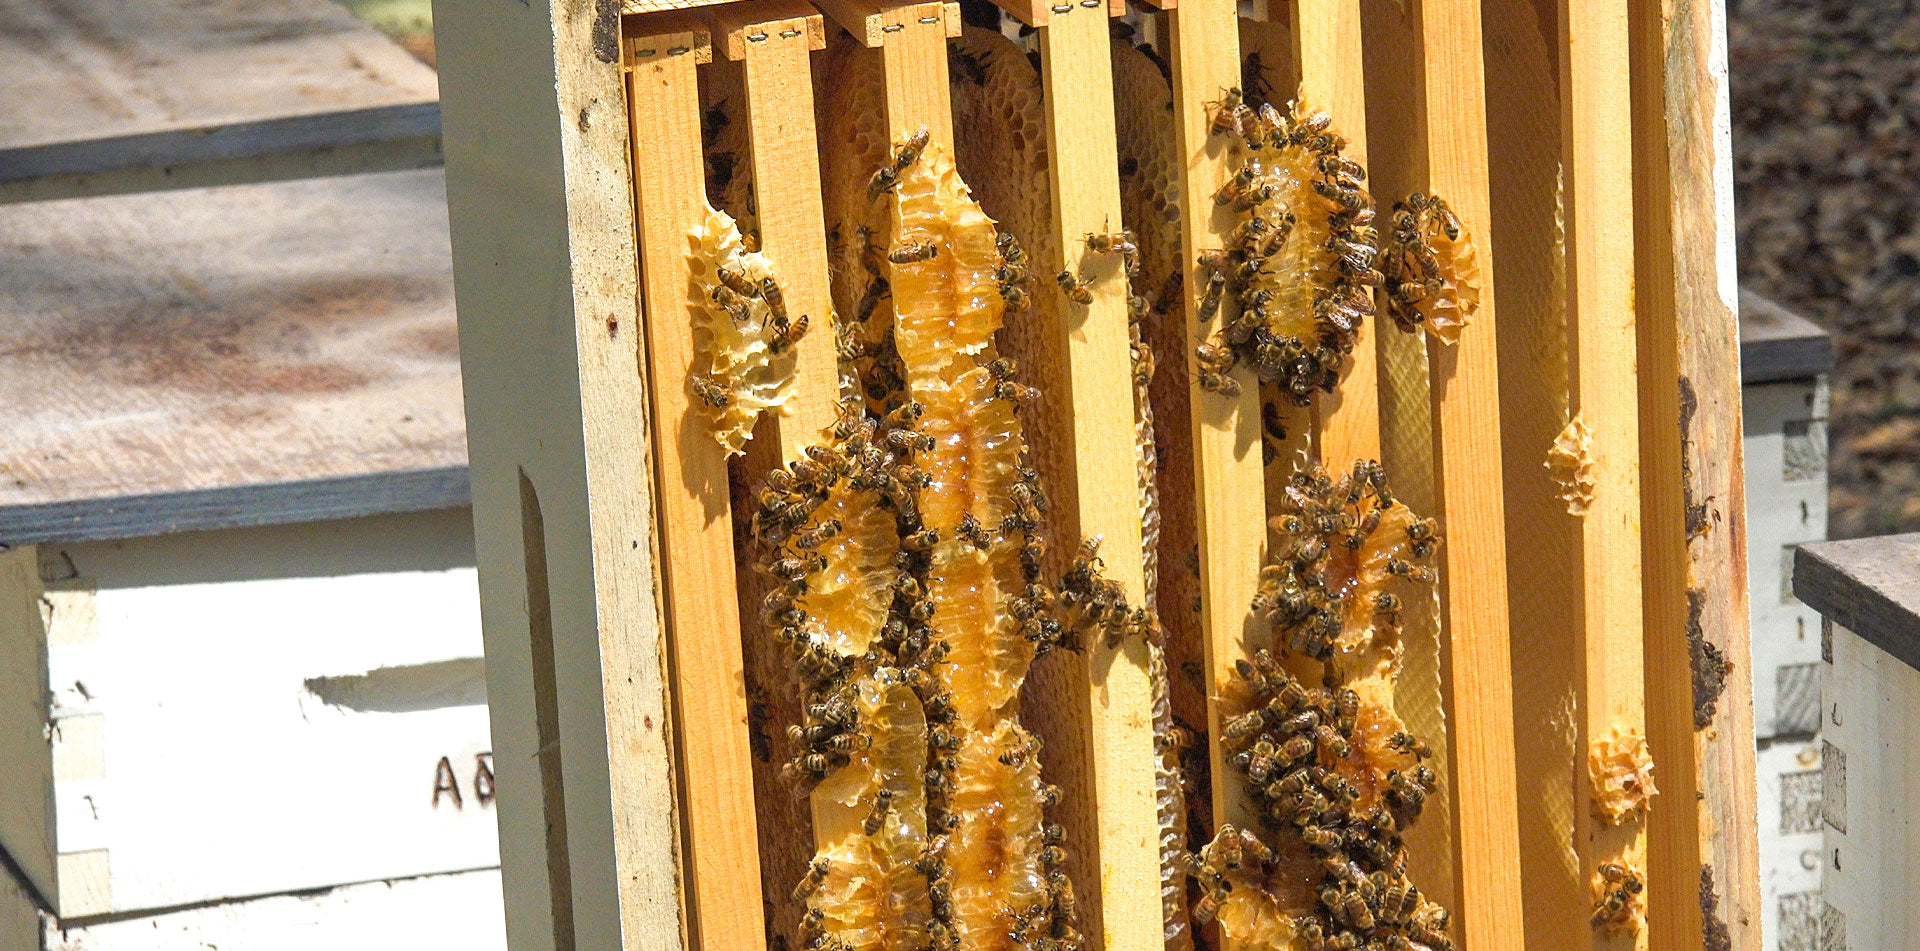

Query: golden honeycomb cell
<box><xmin>1193</xmin><ymin>94</ymin><xmax>1379</xmax><ymax>403</ymax></box>
<box><xmin>687</xmin><ymin>205</ymin><xmax>800</xmax><ymax>455</ymax></box>
<box><xmin>1588</xmin><ymin>725</ymin><xmax>1657</xmax><ymax>825</ymax></box>
<box><xmin>768</xmin><ymin>134</ymin><xmax>1081</xmax><ymax>951</ymax></box>
<box><xmin>1548</xmin><ymin>415</ymin><xmax>1598</xmax><ymax>516</ymax></box>
<box><xmin>1382</xmin><ymin>193</ymin><xmax>1483</xmax><ymax>345</ymax></box>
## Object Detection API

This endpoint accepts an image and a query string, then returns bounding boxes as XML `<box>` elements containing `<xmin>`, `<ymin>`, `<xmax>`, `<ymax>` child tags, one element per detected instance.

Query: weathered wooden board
<box><xmin>1631</xmin><ymin>0</ymin><xmax>1759</xmax><ymax>943</ymax></box>
<box><xmin>0</xmin><ymin>467</ymin><xmax>470</xmax><ymax>548</ymax></box>
<box><xmin>0</xmin><ymin>170</ymin><xmax>467</xmax><ymax>512</ymax></box>
<box><xmin>0</xmin><ymin>0</ymin><xmax>437</xmax><ymax>151</ymax></box>
<box><xmin>434</xmin><ymin>0</ymin><xmax>685</xmax><ymax>948</ymax></box>
<box><xmin>0</xmin><ymin>103</ymin><xmax>444</xmax><ymax>204</ymax></box>
<box><xmin>1797</xmin><ymin>534</ymin><xmax>1920</xmax><ymax>672</ymax></box>
<box><xmin>28</xmin><ymin>510</ymin><xmax>495</xmax><ymax>918</ymax></box>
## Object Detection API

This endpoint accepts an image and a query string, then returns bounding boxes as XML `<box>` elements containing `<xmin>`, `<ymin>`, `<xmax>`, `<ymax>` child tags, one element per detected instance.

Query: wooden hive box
<box><xmin>0</xmin><ymin>0</ymin><xmax>500</xmax><ymax>933</ymax></box>
<box><xmin>433</xmin><ymin>1</ymin><xmax>1759</xmax><ymax>949</ymax></box>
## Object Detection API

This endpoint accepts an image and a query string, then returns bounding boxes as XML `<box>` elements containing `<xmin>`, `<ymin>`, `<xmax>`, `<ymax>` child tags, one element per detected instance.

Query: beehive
<box><xmin>432</xmin><ymin>1</ymin><xmax>1757</xmax><ymax>950</ymax></box>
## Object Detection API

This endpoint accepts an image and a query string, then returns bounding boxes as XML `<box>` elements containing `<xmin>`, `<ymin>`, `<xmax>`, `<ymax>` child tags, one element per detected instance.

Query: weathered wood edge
<box><xmin>0</xmin><ymin>103</ymin><xmax>442</xmax><ymax>205</ymax></box>
<box><xmin>434</xmin><ymin>0</ymin><xmax>686</xmax><ymax>948</ymax></box>
<box><xmin>1633</xmin><ymin>0</ymin><xmax>1760</xmax><ymax>946</ymax></box>
<box><xmin>0</xmin><ymin>467</ymin><xmax>471</xmax><ymax>547</ymax></box>
<box><xmin>1796</xmin><ymin>536</ymin><xmax>1920</xmax><ymax>674</ymax></box>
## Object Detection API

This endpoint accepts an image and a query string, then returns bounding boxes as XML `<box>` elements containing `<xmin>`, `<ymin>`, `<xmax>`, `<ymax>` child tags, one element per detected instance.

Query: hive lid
<box><xmin>1796</xmin><ymin>534</ymin><xmax>1920</xmax><ymax>673</ymax></box>
<box><xmin>1739</xmin><ymin>289</ymin><xmax>1833</xmax><ymax>385</ymax></box>
<box><xmin>0</xmin><ymin>0</ymin><xmax>465</xmax><ymax>546</ymax></box>
<box><xmin>0</xmin><ymin>169</ymin><xmax>470</xmax><ymax>545</ymax></box>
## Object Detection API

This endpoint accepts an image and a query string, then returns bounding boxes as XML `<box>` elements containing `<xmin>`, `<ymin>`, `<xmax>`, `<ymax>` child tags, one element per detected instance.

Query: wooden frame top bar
<box><xmin>814</xmin><ymin>0</ymin><xmax>961</xmax><ymax>46</ymax></box>
<box><xmin>620</xmin><ymin>15</ymin><xmax>714</xmax><ymax>62</ymax></box>
<box><xmin>988</xmin><ymin>0</ymin><xmax>1126</xmax><ymax>27</ymax></box>
<box><xmin>709</xmin><ymin>1</ymin><xmax>828</xmax><ymax>60</ymax></box>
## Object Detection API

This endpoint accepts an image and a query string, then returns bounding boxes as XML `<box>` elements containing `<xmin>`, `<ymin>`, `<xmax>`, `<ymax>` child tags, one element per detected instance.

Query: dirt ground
<box><xmin>1732</xmin><ymin>0</ymin><xmax>1920</xmax><ymax>538</ymax></box>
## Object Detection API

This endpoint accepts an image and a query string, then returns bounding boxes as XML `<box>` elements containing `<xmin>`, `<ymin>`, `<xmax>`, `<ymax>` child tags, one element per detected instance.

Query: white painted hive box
<box><xmin>1</xmin><ymin>509</ymin><xmax>495</xmax><ymax>919</ymax></box>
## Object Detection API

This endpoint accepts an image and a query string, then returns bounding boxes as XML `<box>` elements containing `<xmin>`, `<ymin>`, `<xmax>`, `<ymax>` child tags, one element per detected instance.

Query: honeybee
<box><xmin>867</xmin><ymin>126</ymin><xmax>931</xmax><ymax>199</ymax></box>
<box><xmin>888</xmin><ymin>241</ymin><xmax>939</xmax><ymax>265</ymax></box>
<box><xmin>1192</xmin><ymin>881</ymin><xmax>1229</xmax><ymax>925</ymax></box>
<box><xmin>1197</xmin><ymin>367</ymin><xmax>1242</xmax><ymax>398</ymax></box>
<box><xmin>1312</xmin><ymin>179</ymin><xmax>1368</xmax><ymax>213</ymax></box>
<box><xmin>715</xmin><ymin>264</ymin><xmax>760</xmax><ymax>299</ymax></box>
<box><xmin>758</xmin><ymin>277</ymin><xmax>788</xmax><ymax>321</ymax></box>
<box><xmin>709</xmin><ymin>283</ymin><xmax>751</xmax><ymax>322</ymax></box>
<box><xmin>1085</xmin><ymin>228</ymin><xmax>1136</xmax><ymax>256</ymax></box>
<box><xmin>1056</xmin><ymin>269</ymin><xmax>1094</xmax><ymax>305</ymax></box>
<box><xmin>769</xmin><ymin>312</ymin><xmax>809</xmax><ymax>354</ymax></box>
<box><xmin>1001</xmin><ymin>282</ymin><xmax>1029</xmax><ymax>311</ymax></box>
<box><xmin>1222</xmin><ymin>708</ymin><xmax>1269</xmax><ymax>742</ymax></box>
<box><xmin>791</xmin><ymin>857</ymin><xmax>830</xmax><ymax>903</ymax></box>
<box><xmin>862</xmin><ymin>787</ymin><xmax>893</xmax><ymax>835</ymax></box>
<box><xmin>1209</xmin><ymin>85</ymin><xmax>1248</xmax><ymax>137</ymax></box>
<box><xmin>690</xmin><ymin>375</ymin><xmax>731</xmax><ymax>408</ymax></box>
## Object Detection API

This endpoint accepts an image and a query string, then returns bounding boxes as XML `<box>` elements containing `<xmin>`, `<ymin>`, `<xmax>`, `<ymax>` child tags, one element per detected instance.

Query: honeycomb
<box><xmin>1587</xmin><ymin>726</ymin><xmax>1657</xmax><ymax>825</ymax></box>
<box><xmin>1546</xmin><ymin>415</ymin><xmax>1597</xmax><ymax>517</ymax></box>
<box><xmin>1200</xmin><ymin>462</ymin><xmax>1456</xmax><ymax>951</ymax></box>
<box><xmin>687</xmin><ymin>205</ymin><xmax>802</xmax><ymax>455</ymax></box>
<box><xmin>1192</xmin><ymin>94</ymin><xmax>1381</xmax><ymax>405</ymax></box>
<box><xmin>763</xmin><ymin>137</ymin><xmax>1082</xmax><ymax>951</ymax></box>
<box><xmin>1381</xmin><ymin>193</ymin><xmax>1483</xmax><ymax>344</ymax></box>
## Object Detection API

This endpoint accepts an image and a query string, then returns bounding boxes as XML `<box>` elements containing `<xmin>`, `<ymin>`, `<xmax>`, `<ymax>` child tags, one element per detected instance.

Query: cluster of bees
<box><xmin>1589</xmin><ymin>861</ymin><xmax>1646</xmax><ymax>936</ymax></box>
<box><xmin>1191</xmin><ymin>90</ymin><xmax>1380</xmax><ymax>402</ymax></box>
<box><xmin>1255</xmin><ymin>461</ymin><xmax>1437</xmax><ymax>674</ymax></box>
<box><xmin>1192</xmin><ymin>649</ymin><xmax>1450</xmax><ymax>951</ymax></box>
<box><xmin>1379</xmin><ymin>193</ymin><xmax>1480</xmax><ymax>344</ymax></box>
<box><xmin>687</xmin><ymin>207</ymin><xmax>812</xmax><ymax>455</ymax></box>
<box><xmin>731</xmin><ymin>42</ymin><xmax>1488</xmax><ymax>946</ymax></box>
<box><xmin>1177</xmin><ymin>460</ymin><xmax>1455</xmax><ymax>950</ymax></box>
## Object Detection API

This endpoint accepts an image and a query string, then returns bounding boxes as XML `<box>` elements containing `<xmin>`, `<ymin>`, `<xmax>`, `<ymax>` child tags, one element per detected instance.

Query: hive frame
<box><xmin>433</xmin><ymin>0</ymin><xmax>1757</xmax><ymax>948</ymax></box>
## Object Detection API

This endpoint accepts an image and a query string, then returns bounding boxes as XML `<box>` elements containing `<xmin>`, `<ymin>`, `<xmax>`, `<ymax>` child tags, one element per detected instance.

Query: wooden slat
<box><xmin>623</xmin><ymin>26</ymin><xmax>766</xmax><ymax>951</ymax></box>
<box><xmin>1029</xmin><ymin>11</ymin><xmax>1161</xmax><ymax>951</ymax></box>
<box><xmin>1629</xmin><ymin>0</ymin><xmax>1759</xmax><ymax>945</ymax></box>
<box><xmin>0</xmin><ymin>467</ymin><xmax>470</xmax><ymax>547</ymax></box>
<box><xmin>717</xmin><ymin>4</ymin><xmax>840</xmax><ymax>449</ymax></box>
<box><xmin>816</xmin><ymin>1</ymin><xmax>958</xmax><ymax>148</ymax></box>
<box><xmin>1293</xmin><ymin>0</ymin><xmax>1381</xmax><ymax>469</ymax></box>
<box><xmin>1559</xmin><ymin>0</ymin><xmax>1650</xmax><ymax>948</ymax></box>
<box><xmin>710</xmin><ymin>0</ymin><xmax>858</xmax><ymax>890</ymax></box>
<box><xmin>988</xmin><ymin>0</ymin><xmax>1128</xmax><ymax>26</ymax></box>
<box><xmin>1407</xmin><ymin>2</ymin><xmax>1527</xmax><ymax>947</ymax></box>
<box><xmin>1164</xmin><ymin>0</ymin><xmax>1268</xmax><ymax>939</ymax></box>
<box><xmin>0</xmin><ymin>104</ymin><xmax>442</xmax><ymax>205</ymax></box>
